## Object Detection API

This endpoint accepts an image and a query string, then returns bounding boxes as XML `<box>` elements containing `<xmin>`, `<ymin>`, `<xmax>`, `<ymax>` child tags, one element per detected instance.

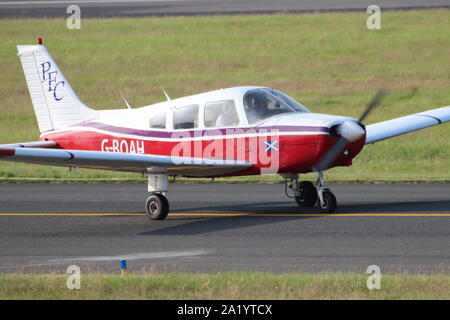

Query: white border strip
<box><xmin>46</xmin><ymin>126</ymin><xmax>328</xmax><ymax>142</ymax></box>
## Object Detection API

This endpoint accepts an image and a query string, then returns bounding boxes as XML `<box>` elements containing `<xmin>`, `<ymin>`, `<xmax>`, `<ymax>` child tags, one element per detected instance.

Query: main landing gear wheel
<box><xmin>295</xmin><ymin>181</ymin><xmax>318</xmax><ymax>207</ymax></box>
<box><xmin>145</xmin><ymin>194</ymin><xmax>169</xmax><ymax>220</ymax></box>
<box><xmin>318</xmin><ymin>189</ymin><xmax>337</xmax><ymax>213</ymax></box>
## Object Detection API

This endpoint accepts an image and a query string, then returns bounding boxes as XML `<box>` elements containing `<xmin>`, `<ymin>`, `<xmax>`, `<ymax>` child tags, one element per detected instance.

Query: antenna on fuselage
<box><xmin>157</xmin><ymin>79</ymin><xmax>171</xmax><ymax>101</ymax></box>
<box><xmin>119</xmin><ymin>90</ymin><xmax>132</xmax><ymax>109</ymax></box>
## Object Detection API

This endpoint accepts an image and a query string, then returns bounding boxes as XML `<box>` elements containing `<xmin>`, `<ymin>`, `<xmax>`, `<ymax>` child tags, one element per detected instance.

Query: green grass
<box><xmin>0</xmin><ymin>10</ymin><xmax>449</xmax><ymax>182</ymax></box>
<box><xmin>0</xmin><ymin>272</ymin><xmax>448</xmax><ymax>299</ymax></box>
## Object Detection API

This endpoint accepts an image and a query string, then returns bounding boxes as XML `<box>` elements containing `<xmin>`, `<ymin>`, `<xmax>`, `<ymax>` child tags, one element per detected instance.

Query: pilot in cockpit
<box><xmin>245</xmin><ymin>91</ymin><xmax>270</xmax><ymax>124</ymax></box>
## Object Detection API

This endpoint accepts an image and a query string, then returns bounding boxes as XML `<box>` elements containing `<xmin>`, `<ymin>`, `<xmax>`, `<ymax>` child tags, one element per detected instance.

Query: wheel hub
<box><xmin>150</xmin><ymin>201</ymin><xmax>159</xmax><ymax>214</ymax></box>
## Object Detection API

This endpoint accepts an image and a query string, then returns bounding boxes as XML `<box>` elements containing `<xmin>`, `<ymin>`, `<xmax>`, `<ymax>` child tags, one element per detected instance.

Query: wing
<box><xmin>365</xmin><ymin>106</ymin><xmax>450</xmax><ymax>144</ymax></box>
<box><xmin>0</xmin><ymin>147</ymin><xmax>251</xmax><ymax>177</ymax></box>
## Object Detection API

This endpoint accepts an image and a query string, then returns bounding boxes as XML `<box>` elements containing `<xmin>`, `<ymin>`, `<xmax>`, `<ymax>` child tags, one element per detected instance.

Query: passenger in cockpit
<box><xmin>215</xmin><ymin>101</ymin><xmax>238</xmax><ymax>127</ymax></box>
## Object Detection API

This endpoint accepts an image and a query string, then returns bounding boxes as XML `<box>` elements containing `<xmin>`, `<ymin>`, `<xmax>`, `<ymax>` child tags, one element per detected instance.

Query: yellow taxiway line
<box><xmin>0</xmin><ymin>213</ymin><xmax>449</xmax><ymax>217</ymax></box>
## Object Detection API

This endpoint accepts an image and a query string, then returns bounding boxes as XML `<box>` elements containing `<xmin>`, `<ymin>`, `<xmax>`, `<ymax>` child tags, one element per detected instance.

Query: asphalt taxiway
<box><xmin>0</xmin><ymin>183</ymin><xmax>448</xmax><ymax>274</ymax></box>
<box><xmin>1</xmin><ymin>0</ymin><xmax>449</xmax><ymax>18</ymax></box>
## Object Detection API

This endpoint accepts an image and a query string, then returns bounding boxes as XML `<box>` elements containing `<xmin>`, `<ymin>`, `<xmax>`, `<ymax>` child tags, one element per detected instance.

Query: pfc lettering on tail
<box><xmin>40</xmin><ymin>61</ymin><xmax>65</xmax><ymax>101</ymax></box>
<box><xmin>101</xmin><ymin>139</ymin><xmax>145</xmax><ymax>154</ymax></box>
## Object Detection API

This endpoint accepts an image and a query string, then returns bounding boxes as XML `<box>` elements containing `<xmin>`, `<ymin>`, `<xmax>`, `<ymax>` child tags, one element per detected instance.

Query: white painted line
<box><xmin>47</xmin><ymin>250</ymin><xmax>209</xmax><ymax>263</ymax></box>
<box><xmin>0</xmin><ymin>250</ymin><xmax>209</xmax><ymax>270</ymax></box>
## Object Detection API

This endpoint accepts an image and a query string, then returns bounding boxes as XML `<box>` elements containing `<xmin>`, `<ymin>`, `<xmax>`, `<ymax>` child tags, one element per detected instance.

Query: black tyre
<box><xmin>145</xmin><ymin>194</ymin><xmax>169</xmax><ymax>220</ymax></box>
<box><xmin>295</xmin><ymin>181</ymin><xmax>318</xmax><ymax>207</ymax></box>
<box><xmin>318</xmin><ymin>189</ymin><xmax>337</xmax><ymax>213</ymax></box>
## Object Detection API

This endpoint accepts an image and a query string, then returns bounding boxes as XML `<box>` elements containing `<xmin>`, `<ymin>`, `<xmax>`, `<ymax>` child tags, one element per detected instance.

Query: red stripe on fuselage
<box><xmin>0</xmin><ymin>148</ymin><xmax>16</xmax><ymax>157</ymax></box>
<box><xmin>41</xmin><ymin>128</ymin><xmax>365</xmax><ymax>174</ymax></box>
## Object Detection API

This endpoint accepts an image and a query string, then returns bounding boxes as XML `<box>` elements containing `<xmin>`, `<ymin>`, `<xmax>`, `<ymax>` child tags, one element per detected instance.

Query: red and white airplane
<box><xmin>1</xmin><ymin>40</ymin><xmax>449</xmax><ymax>220</ymax></box>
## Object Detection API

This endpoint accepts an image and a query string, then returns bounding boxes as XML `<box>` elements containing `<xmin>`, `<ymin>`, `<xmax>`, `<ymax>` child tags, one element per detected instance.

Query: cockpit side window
<box><xmin>149</xmin><ymin>112</ymin><xmax>166</xmax><ymax>129</ymax></box>
<box><xmin>204</xmin><ymin>100</ymin><xmax>239</xmax><ymax>128</ymax></box>
<box><xmin>173</xmin><ymin>104</ymin><xmax>199</xmax><ymax>129</ymax></box>
<box><xmin>243</xmin><ymin>88</ymin><xmax>297</xmax><ymax>124</ymax></box>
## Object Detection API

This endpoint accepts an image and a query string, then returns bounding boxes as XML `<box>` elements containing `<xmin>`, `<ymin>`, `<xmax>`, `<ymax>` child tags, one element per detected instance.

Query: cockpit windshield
<box><xmin>243</xmin><ymin>88</ymin><xmax>309</xmax><ymax>124</ymax></box>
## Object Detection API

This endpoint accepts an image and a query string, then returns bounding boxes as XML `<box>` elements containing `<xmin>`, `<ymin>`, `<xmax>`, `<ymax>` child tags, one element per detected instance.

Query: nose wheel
<box><xmin>285</xmin><ymin>172</ymin><xmax>337</xmax><ymax>213</ymax></box>
<box><xmin>317</xmin><ymin>189</ymin><xmax>337</xmax><ymax>213</ymax></box>
<box><xmin>315</xmin><ymin>171</ymin><xmax>337</xmax><ymax>213</ymax></box>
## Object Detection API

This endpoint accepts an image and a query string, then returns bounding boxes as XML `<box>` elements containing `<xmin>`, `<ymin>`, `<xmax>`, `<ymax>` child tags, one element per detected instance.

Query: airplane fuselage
<box><xmin>39</xmin><ymin>87</ymin><xmax>366</xmax><ymax>177</ymax></box>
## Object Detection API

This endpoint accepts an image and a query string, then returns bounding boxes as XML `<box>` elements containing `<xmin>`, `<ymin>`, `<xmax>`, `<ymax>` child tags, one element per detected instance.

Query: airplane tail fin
<box><xmin>17</xmin><ymin>42</ymin><xmax>98</xmax><ymax>133</ymax></box>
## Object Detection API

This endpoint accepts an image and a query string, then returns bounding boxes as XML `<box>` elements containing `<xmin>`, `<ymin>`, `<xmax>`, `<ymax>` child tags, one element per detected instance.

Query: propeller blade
<box><xmin>314</xmin><ymin>137</ymin><xmax>349</xmax><ymax>171</ymax></box>
<box><xmin>314</xmin><ymin>89</ymin><xmax>387</xmax><ymax>172</ymax></box>
<box><xmin>358</xmin><ymin>89</ymin><xmax>388</xmax><ymax>123</ymax></box>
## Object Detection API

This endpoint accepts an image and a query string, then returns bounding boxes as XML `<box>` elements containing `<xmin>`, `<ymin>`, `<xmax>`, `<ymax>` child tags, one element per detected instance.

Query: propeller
<box><xmin>314</xmin><ymin>89</ymin><xmax>387</xmax><ymax>172</ymax></box>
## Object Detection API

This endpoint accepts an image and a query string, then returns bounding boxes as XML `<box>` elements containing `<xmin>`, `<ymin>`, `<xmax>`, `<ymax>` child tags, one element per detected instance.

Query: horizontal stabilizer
<box><xmin>0</xmin><ymin>141</ymin><xmax>57</xmax><ymax>148</ymax></box>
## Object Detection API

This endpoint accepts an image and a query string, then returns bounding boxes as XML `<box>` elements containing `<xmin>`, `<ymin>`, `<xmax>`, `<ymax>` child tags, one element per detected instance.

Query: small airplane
<box><xmin>1</xmin><ymin>39</ymin><xmax>449</xmax><ymax>220</ymax></box>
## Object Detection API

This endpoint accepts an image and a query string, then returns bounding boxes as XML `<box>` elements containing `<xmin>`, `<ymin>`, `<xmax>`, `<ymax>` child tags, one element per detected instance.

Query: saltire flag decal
<box><xmin>264</xmin><ymin>140</ymin><xmax>278</xmax><ymax>151</ymax></box>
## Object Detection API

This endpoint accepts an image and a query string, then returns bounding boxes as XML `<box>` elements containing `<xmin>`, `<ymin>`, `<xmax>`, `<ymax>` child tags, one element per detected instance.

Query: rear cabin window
<box><xmin>173</xmin><ymin>104</ymin><xmax>199</xmax><ymax>129</ymax></box>
<box><xmin>149</xmin><ymin>112</ymin><xmax>166</xmax><ymax>129</ymax></box>
<box><xmin>204</xmin><ymin>100</ymin><xmax>239</xmax><ymax>128</ymax></box>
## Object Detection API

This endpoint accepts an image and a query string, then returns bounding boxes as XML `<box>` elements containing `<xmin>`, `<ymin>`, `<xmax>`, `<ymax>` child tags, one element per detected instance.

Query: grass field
<box><xmin>0</xmin><ymin>10</ymin><xmax>449</xmax><ymax>182</ymax></box>
<box><xmin>0</xmin><ymin>272</ymin><xmax>448</xmax><ymax>299</ymax></box>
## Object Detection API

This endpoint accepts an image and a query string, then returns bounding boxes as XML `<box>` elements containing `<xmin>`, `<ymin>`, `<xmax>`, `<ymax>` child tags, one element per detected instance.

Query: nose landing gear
<box><xmin>284</xmin><ymin>172</ymin><xmax>337</xmax><ymax>213</ymax></box>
